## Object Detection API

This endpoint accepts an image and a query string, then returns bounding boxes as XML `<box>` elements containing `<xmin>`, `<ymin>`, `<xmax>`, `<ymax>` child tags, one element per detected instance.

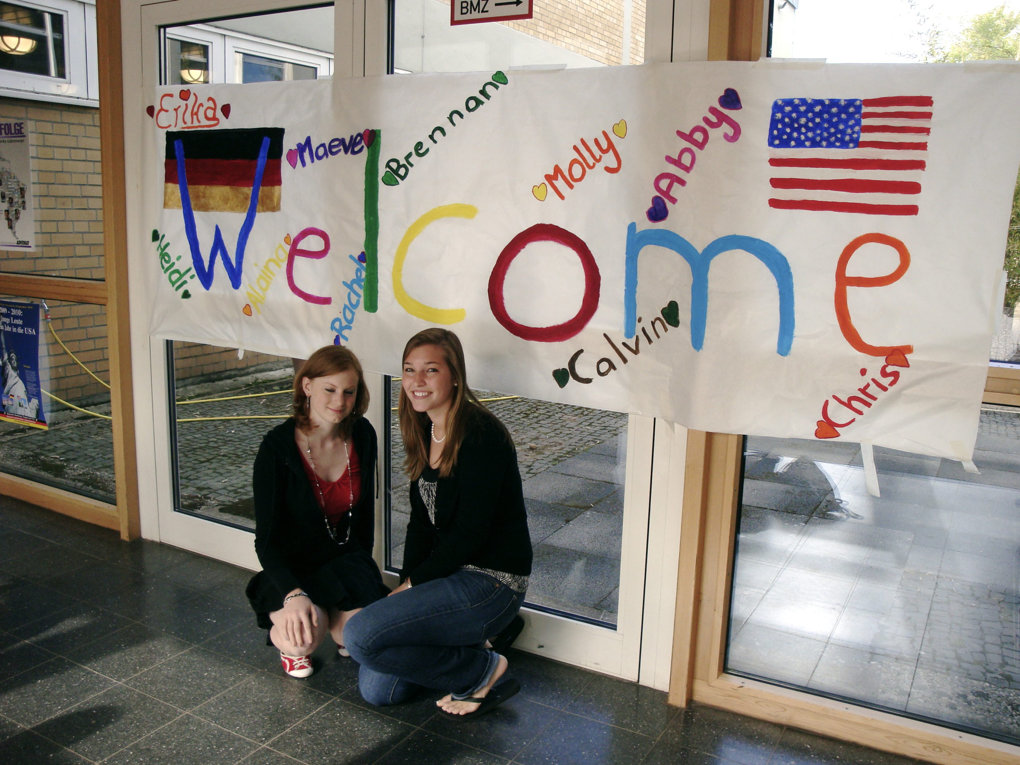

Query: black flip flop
<box><xmin>440</xmin><ymin>676</ymin><xmax>521</xmax><ymax>721</ymax></box>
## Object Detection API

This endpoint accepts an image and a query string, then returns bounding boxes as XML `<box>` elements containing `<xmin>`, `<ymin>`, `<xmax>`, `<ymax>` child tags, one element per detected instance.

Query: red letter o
<box><xmin>487</xmin><ymin>224</ymin><xmax>600</xmax><ymax>342</ymax></box>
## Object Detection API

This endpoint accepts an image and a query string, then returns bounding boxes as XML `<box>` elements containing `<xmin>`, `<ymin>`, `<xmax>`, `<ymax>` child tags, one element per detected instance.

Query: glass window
<box><xmin>394</xmin><ymin>0</ymin><xmax>645</xmax><ymax>73</ymax></box>
<box><xmin>159</xmin><ymin>7</ymin><xmax>333</xmax><ymax>532</ymax></box>
<box><xmin>726</xmin><ymin>0</ymin><xmax>1020</xmax><ymax>744</ymax></box>
<box><xmin>164</xmin><ymin>11</ymin><xmax>334</xmax><ymax>88</ymax></box>
<box><xmin>730</xmin><ymin>416</ymin><xmax>1020</xmax><ymax>744</ymax></box>
<box><xmin>387</xmin><ymin>382</ymin><xmax>629</xmax><ymax>626</ymax></box>
<box><xmin>237</xmin><ymin>51</ymin><xmax>317</xmax><ymax>83</ymax></box>
<box><xmin>0</xmin><ymin>294</ymin><xmax>113</xmax><ymax>502</ymax></box>
<box><xmin>0</xmin><ymin>98</ymin><xmax>103</xmax><ymax>277</ymax></box>
<box><xmin>0</xmin><ymin>0</ymin><xmax>96</xmax><ymax>105</ymax></box>
<box><xmin>0</xmin><ymin>1</ymin><xmax>65</xmax><ymax>79</ymax></box>
<box><xmin>387</xmin><ymin>0</ymin><xmax>645</xmax><ymax>628</ymax></box>
<box><xmin>168</xmin><ymin>341</ymin><xmax>294</xmax><ymax>529</ymax></box>
<box><xmin>167</xmin><ymin>38</ymin><xmax>209</xmax><ymax>85</ymax></box>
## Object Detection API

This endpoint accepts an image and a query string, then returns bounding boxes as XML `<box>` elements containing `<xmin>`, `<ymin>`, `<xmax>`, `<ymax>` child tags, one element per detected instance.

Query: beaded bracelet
<box><xmin>283</xmin><ymin>591</ymin><xmax>310</xmax><ymax>605</ymax></box>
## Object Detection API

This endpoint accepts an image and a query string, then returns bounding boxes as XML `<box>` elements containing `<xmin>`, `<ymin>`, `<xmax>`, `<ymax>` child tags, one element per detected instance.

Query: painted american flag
<box><xmin>767</xmin><ymin>96</ymin><xmax>932</xmax><ymax>216</ymax></box>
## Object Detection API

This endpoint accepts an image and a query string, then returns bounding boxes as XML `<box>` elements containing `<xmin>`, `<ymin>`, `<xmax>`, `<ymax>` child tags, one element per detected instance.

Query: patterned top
<box><xmin>418</xmin><ymin>474</ymin><xmax>529</xmax><ymax>595</ymax></box>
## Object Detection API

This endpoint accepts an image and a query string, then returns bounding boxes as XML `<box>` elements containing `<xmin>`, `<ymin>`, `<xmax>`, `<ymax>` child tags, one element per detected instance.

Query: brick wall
<box><xmin>503</xmin><ymin>0</ymin><xmax>647</xmax><ymax>65</ymax></box>
<box><xmin>1</xmin><ymin>98</ymin><xmax>109</xmax><ymax>412</ymax></box>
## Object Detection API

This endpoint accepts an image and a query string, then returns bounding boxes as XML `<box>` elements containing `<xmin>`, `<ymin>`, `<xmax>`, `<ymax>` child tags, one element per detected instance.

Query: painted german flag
<box><xmin>164</xmin><ymin>128</ymin><xmax>285</xmax><ymax>213</ymax></box>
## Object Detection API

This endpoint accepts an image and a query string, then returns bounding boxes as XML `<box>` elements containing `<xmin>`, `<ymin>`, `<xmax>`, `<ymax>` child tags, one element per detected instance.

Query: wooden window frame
<box><xmin>0</xmin><ymin>0</ymin><xmax>138</xmax><ymax>539</ymax></box>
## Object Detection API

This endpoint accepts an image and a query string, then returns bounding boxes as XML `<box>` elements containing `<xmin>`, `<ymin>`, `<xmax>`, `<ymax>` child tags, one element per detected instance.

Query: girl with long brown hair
<box><xmin>345</xmin><ymin>328</ymin><xmax>532</xmax><ymax>718</ymax></box>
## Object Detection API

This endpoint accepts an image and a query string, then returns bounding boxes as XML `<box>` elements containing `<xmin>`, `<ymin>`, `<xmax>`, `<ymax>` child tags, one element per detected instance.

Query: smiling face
<box><xmin>302</xmin><ymin>369</ymin><xmax>359</xmax><ymax>430</ymax></box>
<box><xmin>401</xmin><ymin>343</ymin><xmax>456</xmax><ymax>424</ymax></box>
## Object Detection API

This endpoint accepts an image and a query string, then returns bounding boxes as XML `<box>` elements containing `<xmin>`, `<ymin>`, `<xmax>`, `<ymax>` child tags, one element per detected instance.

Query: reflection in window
<box><xmin>167</xmin><ymin>38</ymin><xmax>209</xmax><ymax>85</ymax></box>
<box><xmin>238</xmin><ymin>52</ymin><xmax>317</xmax><ymax>83</ymax></box>
<box><xmin>169</xmin><ymin>341</ymin><xmax>294</xmax><ymax>529</ymax></box>
<box><xmin>0</xmin><ymin>1</ymin><xmax>65</xmax><ymax>79</ymax></box>
<box><xmin>729</xmin><ymin>411</ymin><xmax>1020</xmax><ymax>744</ymax></box>
<box><xmin>386</xmin><ymin>382</ymin><xmax>628</xmax><ymax>626</ymax></box>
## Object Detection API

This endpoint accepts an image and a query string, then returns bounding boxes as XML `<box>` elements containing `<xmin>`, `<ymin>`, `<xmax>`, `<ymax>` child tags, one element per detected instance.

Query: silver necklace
<box><xmin>430</xmin><ymin>422</ymin><xmax>446</xmax><ymax>444</ymax></box>
<box><xmin>302</xmin><ymin>431</ymin><xmax>354</xmax><ymax>546</ymax></box>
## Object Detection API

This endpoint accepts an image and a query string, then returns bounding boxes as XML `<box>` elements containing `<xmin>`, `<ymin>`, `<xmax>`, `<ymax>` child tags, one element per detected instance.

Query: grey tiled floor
<box><xmin>0</xmin><ymin>495</ymin><xmax>927</xmax><ymax>764</ymax></box>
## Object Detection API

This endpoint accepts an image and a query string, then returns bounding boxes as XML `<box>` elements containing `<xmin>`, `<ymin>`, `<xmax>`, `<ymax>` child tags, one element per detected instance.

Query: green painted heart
<box><xmin>492</xmin><ymin>71</ymin><xmax>508</xmax><ymax>85</ymax></box>
<box><xmin>552</xmin><ymin>368</ymin><xmax>570</xmax><ymax>388</ymax></box>
<box><xmin>660</xmin><ymin>300</ymin><xmax>681</xmax><ymax>328</ymax></box>
<box><xmin>381</xmin><ymin>171</ymin><xmax>398</xmax><ymax>187</ymax></box>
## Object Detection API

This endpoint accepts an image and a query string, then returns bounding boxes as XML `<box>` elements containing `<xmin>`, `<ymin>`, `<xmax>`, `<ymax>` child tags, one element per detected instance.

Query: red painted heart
<box><xmin>179</xmin><ymin>88</ymin><xmax>191</xmax><ymax>101</ymax></box>
<box><xmin>814</xmin><ymin>420</ymin><xmax>839</xmax><ymax>439</ymax></box>
<box><xmin>362</xmin><ymin>129</ymin><xmax>375</xmax><ymax>148</ymax></box>
<box><xmin>221</xmin><ymin>104</ymin><xmax>231</xmax><ymax>119</ymax></box>
<box><xmin>145</xmin><ymin>105</ymin><xmax>155</xmax><ymax>118</ymax></box>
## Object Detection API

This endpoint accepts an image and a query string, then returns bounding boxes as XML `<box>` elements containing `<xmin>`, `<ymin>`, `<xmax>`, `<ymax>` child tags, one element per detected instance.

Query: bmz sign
<box><xmin>451</xmin><ymin>0</ymin><xmax>534</xmax><ymax>26</ymax></box>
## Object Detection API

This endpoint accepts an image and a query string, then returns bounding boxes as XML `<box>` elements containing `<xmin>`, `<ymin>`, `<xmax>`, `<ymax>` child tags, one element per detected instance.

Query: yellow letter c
<box><xmin>392</xmin><ymin>203</ymin><xmax>476</xmax><ymax>324</ymax></box>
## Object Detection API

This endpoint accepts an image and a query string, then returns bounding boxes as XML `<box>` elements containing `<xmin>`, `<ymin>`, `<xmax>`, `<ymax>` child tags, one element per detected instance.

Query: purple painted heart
<box><xmin>718</xmin><ymin>88</ymin><xmax>742</xmax><ymax>110</ymax></box>
<box><xmin>646</xmin><ymin>196</ymin><xmax>669</xmax><ymax>223</ymax></box>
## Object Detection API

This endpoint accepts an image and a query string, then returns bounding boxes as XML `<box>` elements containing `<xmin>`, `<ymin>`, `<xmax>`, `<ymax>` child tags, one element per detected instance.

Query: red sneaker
<box><xmin>280</xmin><ymin>653</ymin><xmax>313</xmax><ymax>678</ymax></box>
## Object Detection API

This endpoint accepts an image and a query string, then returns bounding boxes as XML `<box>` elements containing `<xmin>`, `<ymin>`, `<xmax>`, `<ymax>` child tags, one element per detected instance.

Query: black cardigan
<box><xmin>251</xmin><ymin>416</ymin><xmax>377</xmax><ymax>604</ymax></box>
<box><xmin>400</xmin><ymin>405</ymin><xmax>532</xmax><ymax>586</ymax></box>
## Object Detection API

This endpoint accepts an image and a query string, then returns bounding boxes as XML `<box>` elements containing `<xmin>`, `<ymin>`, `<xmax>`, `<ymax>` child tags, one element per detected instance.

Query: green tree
<box><xmin>925</xmin><ymin>5</ymin><xmax>1020</xmax><ymax>321</ymax></box>
<box><xmin>1007</xmin><ymin>171</ymin><xmax>1020</xmax><ymax>317</ymax></box>
<box><xmin>931</xmin><ymin>5</ymin><xmax>1020</xmax><ymax>62</ymax></box>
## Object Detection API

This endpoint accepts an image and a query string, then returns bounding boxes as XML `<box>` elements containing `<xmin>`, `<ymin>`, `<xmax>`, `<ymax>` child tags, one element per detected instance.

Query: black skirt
<box><xmin>245</xmin><ymin>547</ymin><xmax>390</xmax><ymax>630</ymax></box>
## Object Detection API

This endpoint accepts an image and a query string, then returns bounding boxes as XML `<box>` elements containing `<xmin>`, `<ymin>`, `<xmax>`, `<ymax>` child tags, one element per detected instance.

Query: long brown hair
<box><xmin>292</xmin><ymin>345</ymin><xmax>369</xmax><ymax>439</ymax></box>
<box><xmin>398</xmin><ymin>328</ymin><xmax>481</xmax><ymax>478</ymax></box>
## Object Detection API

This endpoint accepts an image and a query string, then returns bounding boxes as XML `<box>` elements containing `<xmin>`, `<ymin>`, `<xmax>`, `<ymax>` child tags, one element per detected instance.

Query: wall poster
<box><xmin>0</xmin><ymin>120</ymin><xmax>34</xmax><ymax>250</ymax></box>
<box><xmin>0</xmin><ymin>299</ymin><xmax>46</xmax><ymax>429</ymax></box>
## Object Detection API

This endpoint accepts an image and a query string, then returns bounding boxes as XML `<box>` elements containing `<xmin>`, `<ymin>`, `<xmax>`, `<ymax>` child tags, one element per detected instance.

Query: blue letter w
<box><xmin>174</xmin><ymin>136</ymin><xmax>270</xmax><ymax>290</ymax></box>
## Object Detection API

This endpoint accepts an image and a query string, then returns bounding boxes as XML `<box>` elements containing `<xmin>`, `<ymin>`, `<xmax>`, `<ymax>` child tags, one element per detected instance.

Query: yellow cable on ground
<box><xmin>176</xmin><ymin>415</ymin><xmax>288</xmax><ymax>423</ymax></box>
<box><xmin>177</xmin><ymin>389</ymin><xmax>292</xmax><ymax>405</ymax></box>
<box><xmin>390</xmin><ymin>394</ymin><xmax>519</xmax><ymax>412</ymax></box>
<box><xmin>42</xmin><ymin>389</ymin><xmax>112</xmax><ymax>420</ymax></box>
<box><xmin>39</xmin><ymin>311</ymin><xmax>303</xmax><ymax>423</ymax></box>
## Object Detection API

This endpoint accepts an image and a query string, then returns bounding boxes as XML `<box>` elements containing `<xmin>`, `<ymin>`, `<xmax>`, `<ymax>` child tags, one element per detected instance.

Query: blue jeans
<box><xmin>344</xmin><ymin>570</ymin><xmax>523</xmax><ymax>706</ymax></box>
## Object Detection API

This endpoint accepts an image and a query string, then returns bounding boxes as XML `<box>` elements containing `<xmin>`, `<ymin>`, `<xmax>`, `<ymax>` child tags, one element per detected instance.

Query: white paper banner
<box><xmin>143</xmin><ymin>60</ymin><xmax>1020</xmax><ymax>460</ymax></box>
